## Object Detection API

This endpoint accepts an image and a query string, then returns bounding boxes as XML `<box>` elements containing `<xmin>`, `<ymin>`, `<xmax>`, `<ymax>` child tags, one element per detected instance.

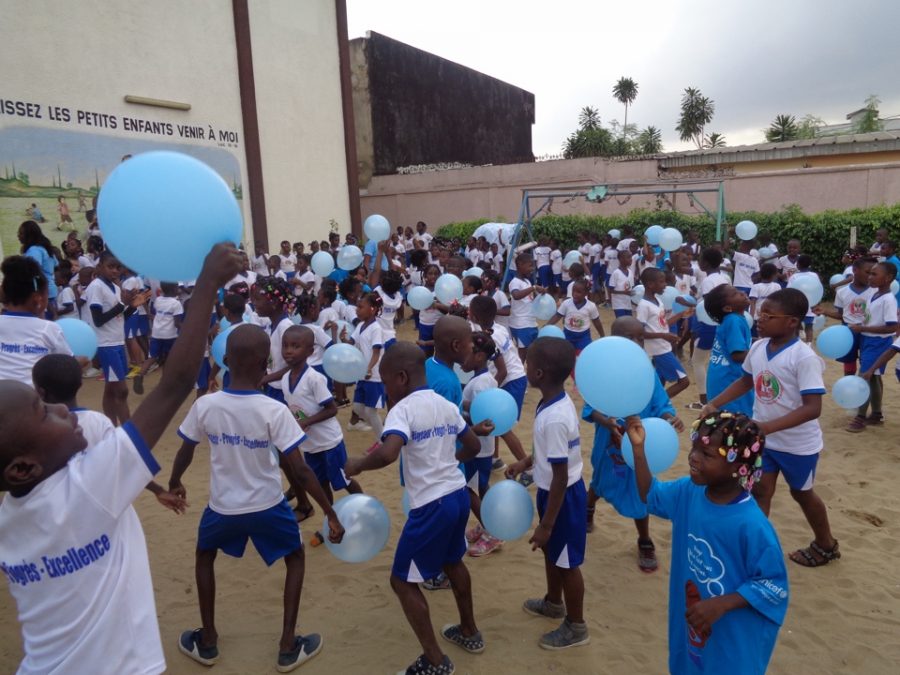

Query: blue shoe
<box><xmin>277</xmin><ymin>634</ymin><xmax>323</xmax><ymax>672</ymax></box>
<box><xmin>179</xmin><ymin>628</ymin><xmax>219</xmax><ymax>666</ymax></box>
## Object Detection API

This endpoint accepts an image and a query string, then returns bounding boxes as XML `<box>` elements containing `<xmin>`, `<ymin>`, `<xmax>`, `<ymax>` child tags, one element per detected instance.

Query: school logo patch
<box><xmin>658</xmin><ymin>313</ymin><xmax>668</xmax><ymax>329</ymax></box>
<box><xmin>567</xmin><ymin>316</ymin><xmax>587</xmax><ymax>330</ymax></box>
<box><xmin>848</xmin><ymin>297</ymin><xmax>869</xmax><ymax>323</ymax></box>
<box><xmin>289</xmin><ymin>404</ymin><xmax>309</xmax><ymax>421</ymax></box>
<box><xmin>755</xmin><ymin>370</ymin><xmax>781</xmax><ymax>403</ymax></box>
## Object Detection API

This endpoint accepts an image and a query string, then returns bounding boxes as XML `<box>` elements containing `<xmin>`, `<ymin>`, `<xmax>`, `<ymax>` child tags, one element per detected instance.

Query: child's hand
<box><xmin>323</xmin><ymin>320</ymin><xmax>334</xmax><ymax>331</ymax></box>
<box><xmin>326</xmin><ymin>514</ymin><xmax>345</xmax><ymax>544</ymax></box>
<box><xmin>624</xmin><ymin>416</ymin><xmax>645</xmax><ymax>446</ymax></box>
<box><xmin>169</xmin><ymin>482</ymin><xmax>187</xmax><ymax>499</ymax></box>
<box><xmin>504</xmin><ymin>459</ymin><xmax>529</xmax><ymax>480</ymax></box>
<box><xmin>207</xmin><ymin>377</ymin><xmax>220</xmax><ymax>393</ymax></box>
<box><xmin>156</xmin><ymin>491</ymin><xmax>189</xmax><ymax>515</ymax></box>
<box><xmin>471</xmin><ymin>419</ymin><xmax>495</xmax><ymax>437</ymax></box>
<box><xmin>344</xmin><ymin>457</ymin><xmax>363</xmax><ymax>477</ymax></box>
<box><xmin>365</xmin><ymin>368</ymin><xmax>372</xmax><ymax>380</ymax></box>
<box><xmin>666</xmin><ymin>416</ymin><xmax>685</xmax><ymax>433</ymax></box>
<box><xmin>849</xmin><ymin>324</ymin><xmax>863</xmax><ymax>333</ymax></box>
<box><xmin>683</xmin><ymin>308</ymin><xmax>696</xmax><ymax>317</ymax></box>
<box><xmin>812</xmin><ymin>305</ymin><xmax>823</xmax><ymax>315</ymax></box>
<box><xmin>684</xmin><ymin>596</ymin><xmax>731</xmax><ymax>638</ymax></box>
<box><xmin>860</xmin><ymin>369</ymin><xmax>873</xmax><ymax>381</ymax></box>
<box><xmin>529</xmin><ymin>522</ymin><xmax>552</xmax><ymax>551</ymax></box>
<box><xmin>121</xmin><ymin>288</ymin><xmax>137</xmax><ymax>306</ymax></box>
<box><xmin>662</xmin><ymin>333</ymin><xmax>679</xmax><ymax>344</ymax></box>
<box><xmin>131</xmin><ymin>289</ymin><xmax>151</xmax><ymax>308</ymax></box>
<box><xmin>199</xmin><ymin>242</ymin><xmax>244</xmax><ymax>289</ymax></box>
<box><xmin>700</xmin><ymin>402</ymin><xmax>718</xmax><ymax>417</ymax></box>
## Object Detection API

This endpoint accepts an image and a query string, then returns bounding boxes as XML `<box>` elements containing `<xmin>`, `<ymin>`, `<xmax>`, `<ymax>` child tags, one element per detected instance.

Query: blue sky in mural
<box><xmin>0</xmin><ymin>126</ymin><xmax>242</xmax><ymax>191</ymax></box>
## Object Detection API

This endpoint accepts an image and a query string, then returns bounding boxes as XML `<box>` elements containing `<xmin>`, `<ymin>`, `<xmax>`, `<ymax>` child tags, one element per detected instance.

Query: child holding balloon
<box><xmin>341</xmin><ymin>292</ymin><xmax>386</xmax><ymax>453</ymax></box>
<box><xmin>638</xmin><ymin>268</ymin><xmax>691</xmax><ymax>399</ymax></box>
<box><xmin>625</xmin><ymin>412</ymin><xmax>789</xmax><ymax>675</ymax></box>
<box><xmin>544</xmin><ymin>279</ymin><xmax>605</xmax><ymax>352</ymax></box>
<box><xmin>416</xmin><ymin>264</ymin><xmax>449</xmax><ymax>356</ymax></box>
<box><xmin>506</xmin><ymin>337</ymin><xmax>590</xmax><ymax>650</ymax></box>
<box><xmin>814</xmin><ymin>256</ymin><xmax>876</xmax><ymax>375</ymax></box>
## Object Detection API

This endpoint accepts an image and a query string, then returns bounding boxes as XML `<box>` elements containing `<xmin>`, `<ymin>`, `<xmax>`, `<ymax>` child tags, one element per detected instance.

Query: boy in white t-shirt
<box><xmin>749</xmin><ymin>262</ymin><xmax>783</xmax><ymax>339</ymax></box>
<box><xmin>169</xmin><ymin>324</ymin><xmax>344</xmax><ymax>670</ymax></box>
<box><xmin>534</xmin><ymin>235</ymin><xmax>553</xmax><ymax>290</ymax></box>
<box><xmin>724</xmin><ymin>226</ymin><xmax>760</xmax><ymax>294</ymax></box>
<box><xmin>786</xmin><ymin>255</ymin><xmax>820</xmax><ymax>343</ymax></box>
<box><xmin>251</xmin><ymin>241</ymin><xmax>270</xmax><ymax>275</ymax></box>
<box><xmin>133</xmin><ymin>282</ymin><xmax>183</xmax><ymax>395</ymax></box>
<box><xmin>637</xmin><ymin>268</ymin><xmax>691</xmax><ymax>399</ymax></box>
<box><xmin>814</xmin><ymin>257</ymin><xmax>876</xmax><ymax>375</ymax></box>
<box><xmin>278</xmin><ymin>240</ymin><xmax>298</xmax><ymax>276</ymax></box>
<box><xmin>609</xmin><ymin>250</ymin><xmax>635</xmax><ymax>317</ymax></box>
<box><xmin>506</xmin><ymin>337</ymin><xmax>589</xmax><ymax>650</ymax></box>
<box><xmin>508</xmin><ymin>254</ymin><xmax>543</xmax><ymax>362</ymax></box>
<box><xmin>776</xmin><ymin>239</ymin><xmax>801</xmax><ymax>283</ymax></box>
<box><xmin>0</xmin><ymin>243</ymin><xmax>242</xmax><ymax>675</ymax></box>
<box><xmin>705</xmin><ymin>288</ymin><xmax>840</xmax><ymax>568</ymax></box>
<box><xmin>345</xmin><ymin>342</ymin><xmax>488</xmax><ymax>675</ymax></box>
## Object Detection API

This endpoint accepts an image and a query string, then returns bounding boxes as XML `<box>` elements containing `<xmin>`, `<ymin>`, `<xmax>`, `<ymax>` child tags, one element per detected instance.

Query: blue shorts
<box><xmin>265</xmin><ymin>385</ymin><xmax>287</xmax><ymax>405</ymax></box>
<box><xmin>803</xmin><ymin>316</ymin><xmax>814</xmax><ymax>325</ymax></box>
<box><xmin>125</xmin><ymin>314</ymin><xmax>150</xmax><ymax>339</ymax></box>
<box><xmin>760</xmin><ymin>448</ymin><xmax>819</xmax><ymax>491</ymax></box>
<box><xmin>197</xmin><ymin>498</ymin><xmax>301</xmax><ymax>566</ymax></box>
<box><xmin>591</xmin><ymin>263</ymin><xmax>601</xmax><ymax>284</ymax></box>
<box><xmin>553</xmin><ymin>273</ymin><xmax>562</xmax><ymax>288</ymax></box>
<box><xmin>354</xmin><ymin>379</ymin><xmax>385</xmax><ymax>408</ymax></box>
<box><xmin>536</xmin><ymin>479</ymin><xmax>587</xmax><ymax>568</ymax></box>
<box><xmin>419</xmin><ymin>322</ymin><xmax>435</xmax><ymax>349</ymax></box>
<box><xmin>392</xmin><ymin>486</ymin><xmax>469</xmax><ymax>582</ymax></box>
<box><xmin>305</xmin><ymin>441</ymin><xmax>350</xmax><ymax>491</ymax></box>
<box><xmin>564</xmin><ymin>328</ymin><xmax>592</xmax><ymax>352</ymax></box>
<box><xmin>96</xmin><ymin>345</ymin><xmax>129</xmax><ymax>383</ymax></box>
<box><xmin>603</xmin><ymin>272</ymin><xmax>612</xmax><ymax>287</ymax></box>
<box><xmin>148</xmin><ymin>336</ymin><xmax>176</xmax><ymax>359</ymax></box>
<box><xmin>501</xmin><ymin>375</ymin><xmax>527</xmax><ymax>419</ymax></box>
<box><xmin>510</xmin><ymin>326</ymin><xmax>538</xmax><ymax>349</ymax></box>
<box><xmin>696</xmin><ymin>323</ymin><xmax>717</xmax><ymax>350</ymax></box>
<box><xmin>735</xmin><ymin>286</ymin><xmax>751</xmax><ymax>295</ymax></box>
<box><xmin>653</xmin><ymin>351</ymin><xmax>687</xmax><ymax>383</ymax></box>
<box><xmin>311</xmin><ymin>363</ymin><xmax>333</xmax><ymax>393</ymax></box>
<box><xmin>613</xmin><ymin>309</ymin><xmax>633</xmax><ymax>318</ymax></box>
<box><xmin>464</xmin><ymin>456</ymin><xmax>492</xmax><ymax>493</ymax></box>
<box><xmin>538</xmin><ymin>265</ymin><xmax>553</xmax><ymax>288</ymax></box>
<box><xmin>384</xmin><ymin>337</ymin><xmax>397</xmax><ymax>350</ymax></box>
<box><xmin>860</xmin><ymin>335</ymin><xmax>892</xmax><ymax>373</ymax></box>
<box><xmin>195</xmin><ymin>357</ymin><xmax>211</xmax><ymax>390</ymax></box>
<box><xmin>836</xmin><ymin>327</ymin><xmax>862</xmax><ymax>364</ymax></box>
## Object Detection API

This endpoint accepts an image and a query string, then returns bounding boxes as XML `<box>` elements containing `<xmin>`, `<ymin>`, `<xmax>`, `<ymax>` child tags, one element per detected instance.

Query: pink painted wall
<box><xmin>360</xmin><ymin>157</ymin><xmax>900</xmax><ymax>230</ymax></box>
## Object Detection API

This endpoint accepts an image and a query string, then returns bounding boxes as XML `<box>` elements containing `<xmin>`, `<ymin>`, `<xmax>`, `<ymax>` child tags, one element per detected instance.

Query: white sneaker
<box><xmin>83</xmin><ymin>367</ymin><xmax>102</xmax><ymax>379</ymax></box>
<box><xmin>346</xmin><ymin>421</ymin><xmax>372</xmax><ymax>432</ymax></box>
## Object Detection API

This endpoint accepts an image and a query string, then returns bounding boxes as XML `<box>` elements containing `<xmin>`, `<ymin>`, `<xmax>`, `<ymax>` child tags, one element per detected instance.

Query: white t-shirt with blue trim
<box><xmin>281</xmin><ymin>366</ymin><xmax>342</xmax><ymax>453</ymax></box>
<box><xmin>533</xmin><ymin>393</ymin><xmax>582</xmax><ymax>490</ymax></box>
<box><xmin>266</xmin><ymin>315</ymin><xmax>293</xmax><ymax>390</ymax></box>
<box><xmin>462</xmin><ymin>370</ymin><xmax>497</xmax><ymax>458</ymax></box>
<box><xmin>861</xmin><ymin>290</ymin><xmax>898</xmax><ymax>337</ymax></box>
<box><xmin>84</xmin><ymin>278</ymin><xmax>124</xmax><ymax>347</ymax></box>
<box><xmin>0</xmin><ymin>312</ymin><xmax>73</xmax><ymax>386</ymax></box>
<box><xmin>350</xmin><ymin>320</ymin><xmax>384</xmax><ymax>383</ymax></box>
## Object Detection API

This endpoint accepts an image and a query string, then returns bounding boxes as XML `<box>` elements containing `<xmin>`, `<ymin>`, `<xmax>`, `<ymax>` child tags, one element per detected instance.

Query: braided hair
<box><xmin>380</xmin><ymin>268</ymin><xmax>404</xmax><ymax>295</ymax></box>
<box><xmin>360</xmin><ymin>291</ymin><xmax>383</xmax><ymax>315</ymax></box>
<box><xmin>470</xmin><ymin>331</ymin><xmax>497</xmax><ymax>359</ymax></box>
<box><xmin>294</xmin><ymin>291</ymin><xmax>318</xmax><ymax>319</ymax></box>
<box><xmin>691</xmin><ymin>411</ymin><xmax>765</xmax><ymax>491</ymax></box>
<box><xmin>254</xmin><ymin>275</ymin><xmax>296</xmax><ymax>315</ymax></box>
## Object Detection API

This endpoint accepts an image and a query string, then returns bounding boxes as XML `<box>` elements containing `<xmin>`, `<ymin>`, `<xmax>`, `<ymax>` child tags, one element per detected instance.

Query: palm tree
<box><xmin>612</xmin><ymin>77</ymin><xmax>639</xmax><ymax>138</ymax></box>
<box><xmin>637</xmin><ymin>126</ymin><xmax>663</xmax><ymax>154</ymax></box>
<box><xmin>765</xmin><ymin>115</ymin><xmax>799</xmax><ymax>143</ymax></box>
<box><xmin>675</xmin><ymin>87</ymin><xmax>715</xmax><ymax>149</ymax></box>
<box><xmin>704</xmin><ymin>132</ymin><xmax>727</xmax><ymax>148</ymax></box>
<box><xmin>578</xmin><ymin>106</ymin><xmax>601</xmax><ymax>131</ymax></box>
<box><xmin>562</xmin><ymin>126</ymin><xmax>614</xmax><ymax>159</ymax></box>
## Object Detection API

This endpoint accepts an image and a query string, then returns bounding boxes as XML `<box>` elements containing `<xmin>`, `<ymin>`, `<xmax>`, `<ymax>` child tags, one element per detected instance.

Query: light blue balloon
<box><xmin>325</xmin><ymin>319</ymin><xmax>353</xmax><ymax>342</ymax></box>
<box><xmin>57</xmin><ymin>318</ymin><xmax>97</xmax><ymax>359</ymax></box>
<box><xmin>564</xmin><ymin>250</ymin><xmax>582</xmax><ymax>267</ymax></box>
<box><xmin>892</xmin><ymin>279</ymin><xmax>900</xmax><ymax>295</ymax></box>
<box><xmin>481</xmin><ymin>479</ymin><xmax>535</xmax><ymax>541</ymax></box>
<box><xmin>532</xmin><ymin>293</ymin><xmax>557</xmax><ymax>321</ymax></box>
<box><xmin>463</xmin><ymin>267</ymin><xmax>483</xmax><ymax>278</ymax></box>
<box><xmin>364</xmin><ymin>214</ymin><xmax>390</xmax><ymax>243</ymax></box>
<box><xmin>471</xmin><ymin>388</ymin><xmax>518</xmax><ymax>436</ymax></box>
<box><xmin>672</xmin><ymin>301</ymin><xmax>690</xmax><ymax>315</ymax></box>
<box><xmin>407</xmin><ymin>285</ymin><xmax>434</xmax><ymax>311</ymax></box>
<box><xmin>812</xmin><ymin>314</ymin><xmax>826</xmax><ymax>332</ymax></box>
<box><xmin>631</xmin><ymin>284</ymin><xmax>645</xmax><ymax>305</ymax></box>
<box><xmin>816</xmin><ymin>325</ymin><xmax>854</xmax><ymax>359</ymax></box>
<box><xmin>401</xmin><ymin>489</ymin><xmax>411</xmax><ymax>517</ymax></box>
<box><xmin>743</xmin><ymin>311</ymin><xmax>754</xmax><ymax>329</ymax></box>
<box><xmin>454</xmin><ymin>362</ymin><xmax>474</xmax><ymax>384</ymax></box>
<box><xmin>791</xmin><ymin>274</ymin><xmax>823</xmax><ymax>306</ymax></box>
<box><xmin>311</xmin><ymin>251</ymin><xmax>335</xmax><ymax>277</ymax></box>
<box><xmin>758</xmin><ymin>246</ymin><xmax>776</xmax><ymax>260</ymax></box>
<box><xmin>324</xmin><ymin>494</ymin><xmax>391</xmax><ymax>563</ymax></box>
<box><xmin>211</xmin><ymin>325</ymin><xmax>236</xmax><ymax>370</ymax></box>
<box><xmin>645</xmin><ymin>225</ymin><xmax>664</xmax><ymax>245</ymax></box>
<box><xmin>620</xmin><ymin>417</ymin><xmax>680</xmax><ymax>474</ymax></box>
<box><xmin>219</xmin><ymin>313</ymin><xmax>252</xmax><ymax>331</ymax></box>
<box><xmin>575</xmin><ymin>337</ymin><xmax>656</xmax><ymax>417</ymax></box>
<box><xmin>832</xmin><ymin>375</ymin><xmax>870</xmax><ymax>409</ymax></box>
<box><xmin>608</xmin><ymin>229</ymin><xmax>621</xmax><ymax>239</ymax></box>
<box><xmin>829</xmin><ymin>273</ymin><xmax>847</xmax><ymax>286</ymax></box>
<box><xmin>735</xmin><ymin>220</ymin><xmax>758</xmax><ymax>241</ymax></box>
<box><xmin>337</xmin><ymin>245</ymin><xmax>363</xmax><ymax>271</ymax></box>
<box><xmin>435</xmin><ymin>274</ymin><xmax>463</xmax><ymax>304</ymax></box>
<box><xmin>657</xmin><ymin>286</ymin><xmax>680</xmax><ymax>310</ymax></box>
<box><xmin>322</xmin><ymin>343</ymin><xmax>368</xmax><ymax>383</ymax></box>
<box><xmin>97</xmin><ymin>151</ymin><xmax>242</xmax><ymax>282</ymax></box>
<box><xmin>658</xmin><ymin>228</ymin><xmax>683</xmax><ymax>252</ymax></box>
<box><xmin>538</xmin><ymin>325</ymin><xmax>565</xmax><ymax>339</ymax></box>
<box><xmin>695</xmin><ymin>300</ymin><xmax>717</xmax><ymax>326</ymax></box>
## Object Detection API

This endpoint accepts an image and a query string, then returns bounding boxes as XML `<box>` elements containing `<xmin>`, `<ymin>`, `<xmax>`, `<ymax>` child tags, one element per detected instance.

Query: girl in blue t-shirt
<box><xmin>18</xmin><ymin>220</ymin><xmax>59</xmax><ymax>317</ymax></box>
<box><xmin>626</xmin><ymin>411</ymin><xmax>789</xmax><ymax>675</ymax></box>
<box><xmin>703</xmin><ymin>284</ymin><xmax>754</xmax><ymax>416</ymax></box>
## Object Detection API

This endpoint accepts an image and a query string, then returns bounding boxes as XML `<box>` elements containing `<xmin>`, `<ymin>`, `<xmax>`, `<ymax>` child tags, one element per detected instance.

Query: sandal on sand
<box><xmin>422</xmin><ymin>572</ymin><xmax>452</xmax><ymax>591</ymax></box>
<box><xmin>846</xmin><ymin>416</ymin><xmax>867</xmax><ymax>433</ymax></box>
<box><xmin>789</xmin><ymin>540</ymin><xmax>841</xmax><ymax>567</ymax></box>
<box><xmin>865</xmin><ymin>413</ymin><xmax>884</xmax><ymax>426</ymax></box>
<box><xmin>293</xmin><ymin>504</ymin><xmax>315</xmax><ymax>523</ymax></box>
<box><xmin>638</xmin><ymin>539</ymin><xmax>658</xmax><ymax>573</ymax></box>
<box><xmin>685</xmin><ymin>401</ymin><xmax>704</xmax><ymax>411</ymax></box>
<box><xmin>586</xmin><ymin>507</ymin><xmax>595</xmax><ymax>534</ymax></box>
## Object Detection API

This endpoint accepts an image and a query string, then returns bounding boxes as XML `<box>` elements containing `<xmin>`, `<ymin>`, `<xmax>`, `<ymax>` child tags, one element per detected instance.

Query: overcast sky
<box><xmin>347</xmin><ymin>0</ymin><xmax>900</xmax><ymax>156</ymax></box>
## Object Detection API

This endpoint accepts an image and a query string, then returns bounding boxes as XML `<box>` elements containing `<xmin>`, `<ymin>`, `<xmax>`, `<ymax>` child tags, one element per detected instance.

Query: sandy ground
<box><xmin>3</xmin><ymin>310</ymin><xmax>900</xmax><ymax>675</ymax></box>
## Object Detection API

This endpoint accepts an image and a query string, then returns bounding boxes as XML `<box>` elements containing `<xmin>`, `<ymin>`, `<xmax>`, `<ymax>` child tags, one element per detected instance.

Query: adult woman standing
<box><xmin>18</xmin><ymin>220</ymin><xmax>59</xmax><ymax>318</ymax></box>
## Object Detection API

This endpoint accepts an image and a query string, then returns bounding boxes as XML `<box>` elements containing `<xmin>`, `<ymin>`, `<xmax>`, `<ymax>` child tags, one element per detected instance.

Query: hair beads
<box><xmin>690</xmin><ymin>412</ymin><xmax>766</xmax><ymax>491</ymax></box>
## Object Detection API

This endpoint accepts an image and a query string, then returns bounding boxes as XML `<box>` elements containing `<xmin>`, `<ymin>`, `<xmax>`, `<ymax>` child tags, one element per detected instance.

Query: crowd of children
<box><xmin>2</xmin><ymin>215</ymin><xmax>899</xmax><ymax>675</ymax></box>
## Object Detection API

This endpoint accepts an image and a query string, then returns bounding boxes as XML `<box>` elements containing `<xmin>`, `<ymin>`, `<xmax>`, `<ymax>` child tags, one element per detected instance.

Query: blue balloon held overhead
<box><xmin>575</xmin><ymin>337</ymin><xmax>655</xmax><ymax>417</ymax></box>
<box><xmin>816</xmin><ymin>325</ymin><xmax>853</xmax><ymax>359</ymax></box>
<box><xmin>471</xmin><ymin>388</ymin><xmax>518</xmax><ymax>436</ymax></box>
<box><xmin>57</xmin><ymin>318</ymin><xmax>97</xmax><ymax>359</ymax></box>
<box><xmin>311</xmin><ymin>251</ymin><xmax>335</xmax><ymax>277</ymax></box>
<box><xmin>832</xmin><ymin>375</ymin><xmax>870</xmax><ymax>409</ymax></box>
<box><xmin>407</xmin><ymin>285</ymin><xmax>434</xmax><ymax>311</ymax></box>
<box><xmin>532</xmin><ymin>293</ymin><xmax>557</xmax><ymax>321</ymax></box>
<box><xmin>324</xmin><ymin>494</ymin><xmax>391</xmax><ymax>563</ymax></box>
<box><xmin>322</xmin><ymin>343</ymin><xmax>368</xmax><ymax>383</ymax></box>
<box><xmin>538</xmin><ymin>325</ymin><xmax>565</xmax><ymax>339</ymax></box>
<box><xmin>644</xmin><ymin>225</ymin><xmax>663</xmax><ymax>245</ymax></box>
<box><xmin>337</xmin><ymin>245</ymin><xmax>363</xmax><ymax>271</ymax></box>
<box><xmin>97</xmin><ymin>151</ymin><xmax>242</xmax><ymax>282</ymax></box>
<box><xmin>621</xmin><ymin>417</ymin><xmax>680</xmax><ymax>474</ymax></box>
<box><xmin>363</xmin><ymin>214</ymin><xmax>390</xmax><ymax>243</ymax></box>
<box><xmin>608</xmin><ymin>229</ymin><xmax>621</xmax><ymax>239</ymax></box>
<box><xmin>481</xmin><ymin>479</ymin><xmax>534</xmax><ymax>541</ymax></box>
<box><xmin>435</xmin><ymin>274</ymin><xmax>463</xmax><ymax>304</ymax></box>
<box><xmin>212</xmin><ymin>325</ymin><xmax>236</xmax><ymax>370</ymax></box>
<box><xmin>658</xmin><ymin>228</ymin><xmax>683</xmax><ymax>252</ymax></box>
<box><xmin>735</xmin><ymin>220</ymin><xmax>758</xmax><ymax>241</ymax></box>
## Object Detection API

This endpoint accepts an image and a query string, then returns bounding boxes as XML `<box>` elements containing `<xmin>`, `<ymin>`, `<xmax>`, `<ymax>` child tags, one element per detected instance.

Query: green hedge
<box><xmin>436</xmin><ymin>203</ymin><xmax>900</xmax><ymax>284</ymax></box>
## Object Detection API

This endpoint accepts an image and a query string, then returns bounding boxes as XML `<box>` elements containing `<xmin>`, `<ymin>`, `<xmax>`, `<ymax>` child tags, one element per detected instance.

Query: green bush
<box><xmin>436</xmin><ymin>203</ymin><xmax>900</xmax><ymax>285</ymax></box>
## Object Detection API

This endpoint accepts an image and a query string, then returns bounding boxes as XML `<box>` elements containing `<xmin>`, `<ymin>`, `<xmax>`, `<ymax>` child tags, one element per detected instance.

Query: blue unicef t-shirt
<box><xmin>646</xmin><ymin>477</ymin><xmax>789</xmax><ymax>675</ymax></box>
<box><xmin>707</xmin><ymin>312</ymin><xmax>754</xmax><ymax>415</ymax></box>
<box><xmin>582</xmin><ymin>377</ymin><xmax>675</xmax><ymax>519</ymax></box>
<box><xmin>426</xmin><ymin>356</ymin><xmax>462</xmax><ymax>410</ymax></box>
<box><xmin>25</xmin><ymin>245</ymin><xmax>58</xmax><ymax>300</ymax></box>
<box><xmin>364</xmin><ymin>239</ymin><xmax>390</xmax><ymax>271</ymax></box>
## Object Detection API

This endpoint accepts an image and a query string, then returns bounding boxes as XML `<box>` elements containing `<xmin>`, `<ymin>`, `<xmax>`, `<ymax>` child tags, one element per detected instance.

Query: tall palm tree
<box><xmin>578</xmin><ymin>106</ymin><xmax>601</xmax><ymax>131</ymax></box>
<box><xmin>676</xmin><ymin>87</ymin><xmax>715</xmax><ymax>149</ymax></box>
<box><xmin>612</xmin><ymin>77</ymin><xmax>638</xmax><ymax>138</ymax></box>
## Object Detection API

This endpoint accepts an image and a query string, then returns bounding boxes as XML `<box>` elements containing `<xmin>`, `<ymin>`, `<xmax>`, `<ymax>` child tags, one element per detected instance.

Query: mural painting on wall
<box><xmin>0</xmin><ymin>126</ymin><xmax>244</xmax><ymax>257</ymax></box>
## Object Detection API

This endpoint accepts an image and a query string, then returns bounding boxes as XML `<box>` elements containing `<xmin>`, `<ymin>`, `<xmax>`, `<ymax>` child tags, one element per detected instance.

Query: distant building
<box><xmin>350</xmin><ymin>32</ymin><xmax>535</xmax><ymax>190</ymax></box>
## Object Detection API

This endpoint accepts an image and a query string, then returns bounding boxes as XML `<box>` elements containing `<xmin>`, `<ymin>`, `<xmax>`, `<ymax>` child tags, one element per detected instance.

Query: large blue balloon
<box><xmin>791</xmin><ymin>274</ymin><xmax>823</xmax><ymax>306</ymax></box>
<box><xmin>829</xmin><ymin>273</ymin><xmax>847</xmax><ymax>286</ymax></box>
<box><xmin>657</xmin><ymin>286</ymin><xmax>680</xmax><ymax>310</ymax></box>
<box><xmin>658</xmin><ymin>228</ymin><xmax>683</xmax><ymax>252</ymax></box>
<box><xmin>463</xmin><ymin>267</ymin><xmax>483</xmax><ymax>278</ymax></box>
<box><xmin>454</xmin><ymin>362</ymin><xmax>474</xmax><ymax>384</ymax></box>
<box><xmin>324</xmin><ymin>494</ymin><xmax>391</xmax><ymax>563</ymax></box>
<box><xmin>97</xmin><ymin>151</ymin><xmax>242</xmax><ymax>282</ymax></box>
<box><xmin>832</xmin><ymin>375</ymin><xmax>870</xmax><ymax>409</ymax></box>
<box><xmin>538</xmin><ymin>324</ymin><xmax>565</xmax><ymax>339</ymax></box>
<box><xmin>337</xmin><ymin>245</ymin><xmax>363</xmax><ymax>271</ymax></box>
<box><xmin>211</xmin><ymin>325</ymin><xmax>235</xmax><ymax>370</ymax></box>
<box><xmin>57</xmin><ymin>318</ymin><xmax>97</xmax><ymax>359</ymax></box>
<box><xmin>575</xmin><ymin>337</ymin><xmax>655</xmax><ymax>417</ymax></box>
<box><xmin>311</xmin><ymin>251</ymin><xmax>335</xmax><ymax>277</ymax></box>
<box><xmin>564</xmin><ymin>250</ymin><xmax>582</xmax><ymax>267</ymax></box>
<box><xmin>435</xmin><ymin>274</ymin><xmax>463</xmax><ymax>304</ymax></box>
<box><xmin>471</xmin><ymin>388</ymin><xmax>517</xmax><ymax>436</ymax></box>
<box><xmin>481</xmin><ymin>479</ymin><xmax>535</xmax><ymax>541</ymax></box>
<box><xmin>621</xmin><ymin>417</ymin><xmax>680</xmax><ymax>474</ymax></box>
<box><xmin>735</xmin><ymin>220</ymin><xmax>758</xmax><ymax>240</ymax></box>
<box><xmin>758</xmin><ymin>246</ymin><xmax>776</xmax><ymax>260</ymax></box>
<box><xmin>630</xmin><ymin>284</ymin><xmax>645</xmax><ymax>305</ymax></box>
<box><xmin>407</xmin><ymin>286</ymin><xmax>434</xmax><ymax>311</ymax></box>
<box><xmin>644</xmin><ymin>225</ymin><xmax>663</xmax><ymax>245</ymax></box>
<box><xmin>695</xmin><ymin>300</ymin><xmax>717</xmax><ymax>326</ymax></box>
<box><xmin>816</xmin><ymin>325</ymin><xmax>853</xmax><ymax>359</ymax></box>
<box><xmin>532</xmin><ymin>293</ymin><xmax>557</xmax><ymax>321</ymax></box>
<box><xmin>364</xmin><ymin>214</ymin><xmax>390</xmax><ymax>243</ymax></box>
<box><xmin>322</xmin><ymin>343</ymin><xmax>368</xmax><ymax>383</ymax></box>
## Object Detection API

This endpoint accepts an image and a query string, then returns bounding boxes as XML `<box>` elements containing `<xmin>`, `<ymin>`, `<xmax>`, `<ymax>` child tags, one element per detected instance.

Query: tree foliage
<box><xmin>612</xmin><ymin>77</ymin><xmax>639</xmax><ymax>137</ymax></box>
<box><xmin>704</xmin><ymin>132</ymin><xmax>727</xmax><ymax>148</ymax></box>
<box><xmin>636</xmin><ymin>126</ymin><xmax>663</xmax><ymax>154</ymax></box>
<box><xmin>765</xmin><ymin>114</ymin><xmax>799</xmax><ymax>143</ymax></box>
<box><xmin>675</xmin><ymin>88</ymin><xmax>715</xmax><ymax>149</ymax></box>
<box><xmin>854</xmin><ymin>95</ymin><xmax>884</xmax><ymax>134</ymax></box>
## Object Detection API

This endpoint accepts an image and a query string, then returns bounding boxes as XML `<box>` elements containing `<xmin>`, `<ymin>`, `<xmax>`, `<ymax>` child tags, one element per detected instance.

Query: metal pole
<box><xmin>716</xmin><ymin>182</ymin><xmax>725</xmax><ymax>242</ymax></box>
